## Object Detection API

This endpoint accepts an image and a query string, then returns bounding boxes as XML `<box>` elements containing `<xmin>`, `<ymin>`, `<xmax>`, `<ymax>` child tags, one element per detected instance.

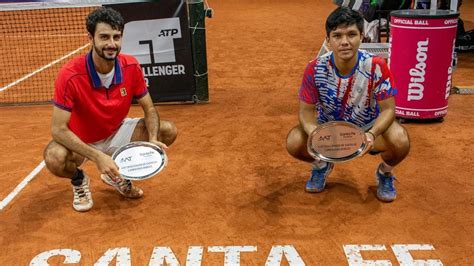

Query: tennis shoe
<box><xmin>375</xmin><ymin>163</ymin><xmax>397</xmax><ymax>202</ymax></box>
<box><xmin>305</xmin><ymin>162</ymin><xmax>334</xmax><ymax>193</ymax></box>
<box><xmin>72</xmin><ymin>174</ymin><xmax>93</xmax><ymax>212</ymax></box>
<box><xmin>101</xmin><ymin>174</ymin><xmax>144</xmax><ymax>198</ymax></box>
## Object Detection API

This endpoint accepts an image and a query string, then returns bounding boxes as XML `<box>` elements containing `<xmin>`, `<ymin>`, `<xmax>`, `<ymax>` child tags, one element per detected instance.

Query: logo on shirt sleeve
<box><xmin>120</xmin><ymin>87</ymin><xmax>127</xmax><ymax>97</ymax></box>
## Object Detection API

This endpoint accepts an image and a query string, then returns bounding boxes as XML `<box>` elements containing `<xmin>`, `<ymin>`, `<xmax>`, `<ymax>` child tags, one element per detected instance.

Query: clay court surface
<box><xmin>1</xmin><ymin>0</ymin><xmax>473</xmax><ymax>265</ymax></box>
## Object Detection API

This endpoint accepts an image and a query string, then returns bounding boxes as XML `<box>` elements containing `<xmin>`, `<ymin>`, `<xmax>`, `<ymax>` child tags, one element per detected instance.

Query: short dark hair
<box><xmin>86</xmin><ymin>7</ymin><xmax>124</xmax><ymax>36</ymax></box>
<box><xmin>325</xmin><ymin>7</ymin><xmax>364</xmax><ymax>37</ymax></box>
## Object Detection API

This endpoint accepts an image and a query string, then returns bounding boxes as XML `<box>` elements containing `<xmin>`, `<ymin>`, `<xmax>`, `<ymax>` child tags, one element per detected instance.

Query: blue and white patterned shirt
<box><xmin>299</xmin><ymin>50</ymin><xmax>397</xmax><ymax>130</ymax></box>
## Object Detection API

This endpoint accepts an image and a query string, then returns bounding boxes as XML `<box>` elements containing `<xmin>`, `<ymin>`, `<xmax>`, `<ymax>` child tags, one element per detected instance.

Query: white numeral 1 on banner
<box><xmin>122</xmin><ymin>18</ymin><xmax>182</xmax><ymax>65</ymax></box>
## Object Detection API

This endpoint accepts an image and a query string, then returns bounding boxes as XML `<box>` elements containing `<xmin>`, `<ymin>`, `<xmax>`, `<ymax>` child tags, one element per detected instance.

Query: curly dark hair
<box><xmin>86</xmin><ymin>7</ymin><xmax>124</xmax><ymax>36</ymax></box>
<box><xmin>325</xmin><ymin>7</ymin><xmax>364</xmax><ymax>37</ymax></box>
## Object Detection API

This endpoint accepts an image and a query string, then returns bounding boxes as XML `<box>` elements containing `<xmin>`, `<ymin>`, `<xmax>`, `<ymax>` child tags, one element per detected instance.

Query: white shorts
<box><xmin>89</xmin><ymin>118</ymin><xmax>141</xmax><ymax>155</ymax></box>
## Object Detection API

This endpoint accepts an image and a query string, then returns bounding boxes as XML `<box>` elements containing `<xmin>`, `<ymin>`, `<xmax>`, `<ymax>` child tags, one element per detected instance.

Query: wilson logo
<box><xmin>445</xmin><ymin>38</ymin><xmax>455</xmax><ymax>100</ymax></box>
<box><xmin>408</xmin><ymin>38</ymin><xmax>429</xmax><ymax>101</ymax></box>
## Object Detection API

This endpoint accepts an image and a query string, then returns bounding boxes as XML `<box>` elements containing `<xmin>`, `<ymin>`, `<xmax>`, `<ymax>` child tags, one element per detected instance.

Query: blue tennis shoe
<box><xmin>305</xmin><ymin>162</ymin><xmax>334</xmax><ymax>193</ymax></box>
<box><xmin>375</xmin><ymin>163</ymin><xmax>397</xmax><ymax>202</ymax></box>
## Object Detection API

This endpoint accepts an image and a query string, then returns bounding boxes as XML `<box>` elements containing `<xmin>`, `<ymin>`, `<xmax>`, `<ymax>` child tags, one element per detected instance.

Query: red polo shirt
<box><xmin>53</xmin><ymin>52</ymin><xmax>148</xmax><ymax>143</ymax></box>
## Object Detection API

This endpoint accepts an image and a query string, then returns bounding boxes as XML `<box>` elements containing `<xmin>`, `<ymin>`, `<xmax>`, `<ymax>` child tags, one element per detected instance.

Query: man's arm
<box><xmin>136</xmin><ymin>93</ymin><xmax>167</xmax><ymax>147</ymax></box>
<box><xmin>51</xmin><ymin>107</ymin><xmax>120</xmax><ymax>178</ymax></box>
<box><xmin>368</xmin><ymin>96</ymin><xmax>396</xmax><ymax>137</ymax></box>
<box><xmin>299</xmin><ymin>101</ymin><xmax>319</xmax><ymax>136</ymax></box>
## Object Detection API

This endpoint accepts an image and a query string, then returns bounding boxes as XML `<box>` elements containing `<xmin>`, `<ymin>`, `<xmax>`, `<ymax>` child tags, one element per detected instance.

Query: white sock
<box><xmin>313</xmin><ymin>160</ymin><xmax>327</xmax><ymax>169</ymax></box>
<box><xmin>379</xmin><ymin>162</ymin><xmax>393</xmax><ymax>174</ymax></box>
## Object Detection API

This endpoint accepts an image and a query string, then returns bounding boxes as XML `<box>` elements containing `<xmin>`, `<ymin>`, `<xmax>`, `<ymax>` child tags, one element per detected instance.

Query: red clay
<box><xmin>0</xmin><ymin>1</ymin><xmax>473</xmax><ymax>264</ymax></box>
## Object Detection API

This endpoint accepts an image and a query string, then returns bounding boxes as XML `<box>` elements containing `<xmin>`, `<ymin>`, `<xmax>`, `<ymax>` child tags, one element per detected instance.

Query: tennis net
<box><xmin>0</xmin><ymin>2</ymin><xmax>104</xmax><ymax>106</ymax></box>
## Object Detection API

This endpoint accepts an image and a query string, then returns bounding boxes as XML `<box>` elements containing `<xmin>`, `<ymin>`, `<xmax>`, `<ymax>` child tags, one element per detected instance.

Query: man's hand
<box><xmin>150</xmin><ymin>140</ymin><xmax>168</xmax><ymax>150</ymax></box>
<box><xmin>305</xmin><ymin>124</ymin><xmax>318</xmax><ymax>136</ymax></box>
<box><xmin>95</xmin><ymin>152</ymin><xmax>121</xmax><ymax>182</ymax></box>
<box><xmin>362</xmin><ymin>131</ymin><xmax>376</xmax><ymax>155</ymax></box>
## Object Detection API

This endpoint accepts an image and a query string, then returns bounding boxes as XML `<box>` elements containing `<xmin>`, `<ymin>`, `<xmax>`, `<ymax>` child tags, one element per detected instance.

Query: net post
<box><xmin>188</xmin><ymin>0</ymin><xmax>212</xmax><ymax>103</ymax></box>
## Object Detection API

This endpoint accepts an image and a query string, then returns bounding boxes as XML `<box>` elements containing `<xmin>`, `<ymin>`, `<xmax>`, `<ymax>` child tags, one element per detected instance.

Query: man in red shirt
<box><xmin>43</xmin><ymin>7</ymin><xmax>177</xmax><ymax>212</ymax></box>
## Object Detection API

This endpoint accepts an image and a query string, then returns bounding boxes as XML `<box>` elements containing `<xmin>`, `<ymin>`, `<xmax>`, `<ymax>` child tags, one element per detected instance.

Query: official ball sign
<box><xmin>389</xmin><ymin>9</ymin><xmax>459</xmax><ymax>119</ymax></box>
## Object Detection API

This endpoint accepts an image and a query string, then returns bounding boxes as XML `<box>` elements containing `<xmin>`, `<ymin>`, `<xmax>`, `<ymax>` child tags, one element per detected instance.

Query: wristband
<box><xmin>367</xmin><ymin>131</ymin><xmax>376</xmax><ymax>140</ymax></box>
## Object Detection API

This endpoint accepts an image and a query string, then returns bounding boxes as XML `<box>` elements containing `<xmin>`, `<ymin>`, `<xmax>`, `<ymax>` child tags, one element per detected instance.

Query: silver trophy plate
<box><xmin>307</xmin><ymin>121</ymin><xmax>369</xmax><ymax>163</ymax></box>
<box><xmin>112</xmin><ymin>141</ymin><xmax>167</xmax><ymax>180</ymax></box>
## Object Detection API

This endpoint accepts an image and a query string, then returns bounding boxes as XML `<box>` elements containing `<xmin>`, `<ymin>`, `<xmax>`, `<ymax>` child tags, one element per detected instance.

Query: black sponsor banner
<box><xmin>107</xmin><ymin>0</ymin><xmax>196</xmax><ymax>103</ymax></box>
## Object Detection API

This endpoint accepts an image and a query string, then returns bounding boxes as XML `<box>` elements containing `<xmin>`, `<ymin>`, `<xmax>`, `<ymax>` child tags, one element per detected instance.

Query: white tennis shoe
<box><xmin>72</xmin><ymin>174</ymin><xmax>93</xmax><ymax>212</ymax></box>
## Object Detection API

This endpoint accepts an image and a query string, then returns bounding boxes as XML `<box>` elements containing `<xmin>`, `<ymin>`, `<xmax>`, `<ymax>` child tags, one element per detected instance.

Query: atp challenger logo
<box><xmin>121</xmin><ymin>18</ymin><xmax>186</xmax><ymax>87</ymax></box>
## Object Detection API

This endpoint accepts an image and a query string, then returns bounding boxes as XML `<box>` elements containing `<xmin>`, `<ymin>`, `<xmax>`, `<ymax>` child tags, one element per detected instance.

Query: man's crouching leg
<box><xmin>373</xmin><ymin>121</ymin><xmax>410</xmax><ymax>202</ymax></box>
<box><xmin>43</xmin><ymin>141</ymin><xmax>92</xmax><ymax>211</ymax></box>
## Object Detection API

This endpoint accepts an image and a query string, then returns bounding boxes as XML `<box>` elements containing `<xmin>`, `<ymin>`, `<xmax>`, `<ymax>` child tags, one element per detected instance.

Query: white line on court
<box><xmin>0</xmin><ymin>161</ymin><xmax>45</xmax><ymax>210</ymax></box>
<box><xmin>0</xmin><ymin>43</ymin><xmax>90</xmax><ymax>93</ymax></box>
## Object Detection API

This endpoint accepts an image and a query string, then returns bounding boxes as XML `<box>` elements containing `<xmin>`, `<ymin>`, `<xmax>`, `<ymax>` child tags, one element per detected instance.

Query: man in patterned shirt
<box><xmin>286</xmin><ymin>7</ymin><xmax>410</xmax><ymax>202</ymax></box>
